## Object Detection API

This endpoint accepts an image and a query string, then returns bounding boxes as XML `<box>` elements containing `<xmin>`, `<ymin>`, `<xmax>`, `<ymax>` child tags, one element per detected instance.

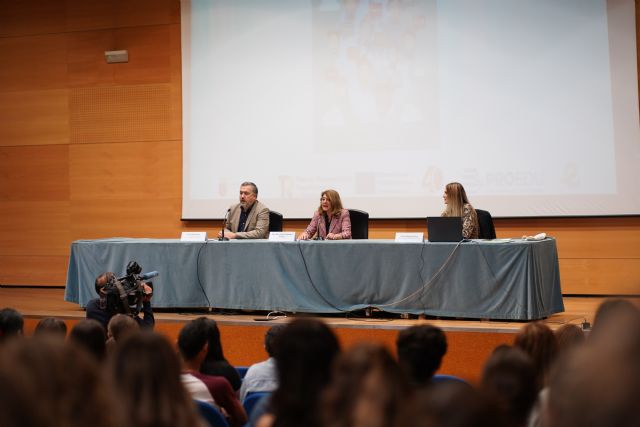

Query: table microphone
<box><xmin>219</xmin><ymin>208</ymin><xmax>230</xmax><ymax>241</ymax></box>
<box><xmin>315</xmin><ymin>216</ymin><xmax>325</xmax><ymax>241</ymax></box>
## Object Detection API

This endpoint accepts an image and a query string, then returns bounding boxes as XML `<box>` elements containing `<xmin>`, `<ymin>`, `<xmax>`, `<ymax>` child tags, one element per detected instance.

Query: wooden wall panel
<box><xmin>69</xmin><ymin>140</ymin><xmax>182</xmax><ymax>239</ymax></box>
<box><xmin>0</xmin><ymin>1</ymin><xmax>65</xmax><ymax>37</ymax></box>
<box><xmin>69</xmin><ymin>84</ymin><xmax>173</xmax><ymax>143</ymax></box>
<box><xmin>69</xmin><ymin>140</ymin><xmax>180</xmax><ymax>200</ymax></box>
<box><xmin>495</xmin><ymin>217</ymin><xmax>640</xmax><ymax>258</ymax></box>
<box><xmin>65</xmin><ymin>0</ymin><xmax>179</xmax><ymax>32</ymax></box>
<box><xmin>169</xmin><ymin>24</ymin><xmax>183</xmax><ymax>140</ymax></box>
<box><xmin>66</xmin><ymin>30</ymin><xmax>119</xmax><ymax>87</ymax></box>
<box><xmin>0</xmin><ymin>201</ymin><xmax>70</xmax><ymax>256</ymax></box>
<box><xmin>0</xmin><ymin>90</ymin><xmax>69</xmax><ymax>146</ymax></box>
<box><xmin>0</xmin><ymin>255</ymin><xmax>69</xmax><ymax>286</ymax></box>
<box><xmin>70</xmin><ymin>199</ymin><xmax>182</xmax><ymax>240</ymax></box>
<box><xmin>0</xmin><ymin>34</ymin><xmax>68</xmax><ymax>92</ymax></box>
<box><xmin>111</xmin><ymin>25</ymin><xmax>175</xmax><ymax>84</ymax></box>
<box><xmin>560</xmin><ymin>259</ymin><xmax>640</xmax><ymax>295</ymax></box>
<box><xmin>0</xmin><ymin>145</ymin><xmax>69</xmax><ymax>200</ymax></box>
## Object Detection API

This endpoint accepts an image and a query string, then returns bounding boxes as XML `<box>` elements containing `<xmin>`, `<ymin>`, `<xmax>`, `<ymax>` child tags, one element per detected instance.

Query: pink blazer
<box><xmin>303</xmin><ymin>208</ymin><xmax>352</xmax><ymax>239</ymax></box>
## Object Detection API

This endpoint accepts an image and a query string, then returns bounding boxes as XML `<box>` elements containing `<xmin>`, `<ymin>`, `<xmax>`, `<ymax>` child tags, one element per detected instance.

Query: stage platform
<box><xmin>1</xmin><ymin>287</ymin><xmax>608</xmax><ymax>383</ymax></box>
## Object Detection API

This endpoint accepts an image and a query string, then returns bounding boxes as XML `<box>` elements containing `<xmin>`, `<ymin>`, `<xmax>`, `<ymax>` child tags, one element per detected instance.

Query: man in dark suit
<box><xmin>219</xmin><ymin>181</ymin><xmax>270</xmax><ymax>239</ymax></box>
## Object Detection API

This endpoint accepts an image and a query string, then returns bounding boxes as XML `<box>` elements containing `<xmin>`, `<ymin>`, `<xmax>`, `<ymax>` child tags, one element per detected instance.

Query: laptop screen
<box><xmin>426</xmin><ymin>217</ymin><xmax>463</xmax><ymax>242</ymax></box>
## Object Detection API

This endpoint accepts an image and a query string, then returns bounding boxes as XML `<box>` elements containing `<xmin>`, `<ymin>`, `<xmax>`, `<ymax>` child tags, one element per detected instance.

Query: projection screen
<box><xmin>181</xmin><ymin>0</ymin><xmax>640</xmax><ymax>219</ymax></box>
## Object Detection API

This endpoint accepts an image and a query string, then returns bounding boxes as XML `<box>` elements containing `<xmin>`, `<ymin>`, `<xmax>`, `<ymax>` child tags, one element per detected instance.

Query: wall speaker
<box><xmin>104</xmin><ymin>50</ymin><xmax>129</xmax><ymax>64</ymax></box>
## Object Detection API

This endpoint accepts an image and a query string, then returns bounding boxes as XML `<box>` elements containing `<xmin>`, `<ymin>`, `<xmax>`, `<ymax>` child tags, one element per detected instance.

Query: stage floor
<box><xmin>1</xmin><ymin>287</ymin><xmax>608</xmax><ymax>333</ymax></box>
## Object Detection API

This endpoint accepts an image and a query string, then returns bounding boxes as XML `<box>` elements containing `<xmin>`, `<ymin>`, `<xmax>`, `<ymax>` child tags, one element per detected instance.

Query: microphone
<box><xmin>219</xmin><ymin>208</ymin><xmax>231</xmax><ymax>241</ymax></box>
<box><xmin>138</xmin><ymin>271</ymin><xmax>159</xmax><ymax>280</ymax></box>
<box><xmin>116</xmin><ymin>271</ymin><xmax>159</xmax><ymax>282</ymax></box>
<box><xmin>315</xmin><ymin>214</ymin><xmax>326</xmax><ymax>241</ymax></box>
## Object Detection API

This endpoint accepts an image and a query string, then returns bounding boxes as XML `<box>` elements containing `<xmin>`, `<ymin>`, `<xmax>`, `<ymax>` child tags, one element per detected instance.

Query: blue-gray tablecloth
<box><xmin>64</xmin><ymin>238</ymin><xmax>564</xmax><ymax>320</ymax></box>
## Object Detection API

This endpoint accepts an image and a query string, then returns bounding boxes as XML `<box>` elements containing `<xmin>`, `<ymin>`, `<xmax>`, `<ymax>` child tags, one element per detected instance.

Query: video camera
<box><xmin>100</xmin><ymin>261</ymin><xmax>158</xmax><ymax>316</ymax></box>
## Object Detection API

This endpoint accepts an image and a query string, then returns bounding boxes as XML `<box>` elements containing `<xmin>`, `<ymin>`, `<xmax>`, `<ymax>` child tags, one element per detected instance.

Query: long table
<box><xmin>64</xmin><ymin>238</ymin><xmax>564</xmax><ymax>320</ymax></box>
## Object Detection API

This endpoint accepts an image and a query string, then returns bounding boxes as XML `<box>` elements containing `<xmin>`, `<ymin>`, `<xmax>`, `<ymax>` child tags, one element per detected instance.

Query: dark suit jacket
<box><xmin>226</xmin><ymin>200</ymin><xmax>270</xmax><ymax>239</ymax></box>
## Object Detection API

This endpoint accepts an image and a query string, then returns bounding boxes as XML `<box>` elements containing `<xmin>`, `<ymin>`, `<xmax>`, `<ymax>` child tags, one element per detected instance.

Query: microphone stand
<box><xmin>315</xmin><ymin>213</ymin><xmax>327</xmax><ymax>241</ymax></box>
<box><xmin>219</xmin><ymin>209</ymin><xmax>230</xmax><ymax>241</ymax></box>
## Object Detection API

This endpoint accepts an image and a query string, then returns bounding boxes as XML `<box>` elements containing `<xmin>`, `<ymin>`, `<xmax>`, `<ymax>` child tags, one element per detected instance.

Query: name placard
<box><xmin>180</xmin><ymin>231</ymin><xmax>208</xmax><ymax>242</ymax></box>
<box><xmin>395</xmin><ymin>232</ymin><xmax>424</xmax><ymax>243</ymax></box>
<box><xmin>269</xmin><ymin>231</ymin><xmax>296</xmax><ymax>242</ymax></box>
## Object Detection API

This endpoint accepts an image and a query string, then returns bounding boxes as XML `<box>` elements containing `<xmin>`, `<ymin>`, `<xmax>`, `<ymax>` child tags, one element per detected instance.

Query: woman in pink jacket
<box><xmin>298</xmin><ymin>189</ymin><xmax>352</xmax><ymax>240</ymax></box>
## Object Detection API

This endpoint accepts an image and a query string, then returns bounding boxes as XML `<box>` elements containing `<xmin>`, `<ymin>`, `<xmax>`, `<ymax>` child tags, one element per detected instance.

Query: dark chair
<box><xmin>432</xmin><ymin>374</ymin><xmax>469</xmax><ymax>385</ymax></box>
<box><xmin>242</xmin><ymin>391</ymin><xmax>272</xmax><ymax>420</ymax></box>
<box><xmin>476</xmin><ymin>209</ymin><xmax>496</xmax><ymax>239</ymax></box>
<box><xmin>268</xmin><ymin>211</ymin><xmax>283</xmax><ymax>232</ymax></box>
<box><xmin>194</xmin><ymin>400</ymin><xmax>230</xmax><ymax>427</ymax></box>
<box><xmin>235</xmin><ymin>366</ymin><xmax>249</xmax><ymax>380</ymax></box>
<box><xmin>348</xmin><ymin>209</ymin><xmax>369</xmax><ymax>239</ymax></box>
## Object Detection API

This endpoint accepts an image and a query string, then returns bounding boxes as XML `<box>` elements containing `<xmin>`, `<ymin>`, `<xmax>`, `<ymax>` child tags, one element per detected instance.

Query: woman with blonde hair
<box><xmin>299</xmin><ymin>189</ymin><xmax>351</xmax><ymax>240</ymax></box>
<box><xmin>442</xmin><ymin>182</ymin><xmax>479</xmax><ymax>239</ymax></box>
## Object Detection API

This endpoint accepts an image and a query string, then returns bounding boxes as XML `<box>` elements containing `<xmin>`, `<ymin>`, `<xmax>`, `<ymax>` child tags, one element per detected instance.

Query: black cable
<box><xmin>296</xmin><ymin>242</ymin><xmax>350</xmax><ymax>314</ymax></box>
<box><xmin>195</xmin><ymin>240</ymin><xmax>212</xmax><ymax>308</ymax></box>
<box><xmin>375</xmin><ymin>241</ymin><xmax>464</xmax><ymax>310</ymax></box>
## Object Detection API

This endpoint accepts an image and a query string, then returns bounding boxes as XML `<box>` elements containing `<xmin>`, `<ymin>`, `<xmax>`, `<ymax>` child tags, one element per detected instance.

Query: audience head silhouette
<box><xmin>109</xmin><ymin>331</ymin><xmax>203</xmax><ymax>427</ymax></box>
<box><xmin>267</xmin><ymin>318</ymin><xmax>340</xmax><ymax>427</ymax></box>
<box><xmin>69</xmin><ymin>318</ymin><xmax>107</xmax><ymax>362</ymax></box>
<box><xmin>481</xmin><ymin>345</ymin><xmax>537</xmax><ymax>427</ymax></box>
<box><xmin>322</xmin><ymin>342</ymin><xmax>410</xmax><ymax>427</ymax></box>
<box><xmin>396</xmin><ymin>324</ymin><xmax>448</xmax><ymax>387</ymax></box>
<box><xmin>513</xmin><ymin>321</ymin><xmax>557</xmax><ymax>390</ymax></box>
<box><xmin>0</xmin><ymin>336</ymin><xmax>119</xmax><ymax>427</ymax></box>
<box><xmin>0</xmin><ymin>307</ymin><xmax>24</xmax><ymax>343</ymax></box>
<box><xmin>34</xmin><ymin>316</ymin><xmax>67</xmax><ymax>339</ymax></box>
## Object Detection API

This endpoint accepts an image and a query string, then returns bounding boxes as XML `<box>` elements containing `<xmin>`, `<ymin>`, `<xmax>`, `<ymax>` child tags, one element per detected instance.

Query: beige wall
<box><xmin>0</xmin><ymin>0</ymin><xmax>639</xmax><ymax>295</ymax></box>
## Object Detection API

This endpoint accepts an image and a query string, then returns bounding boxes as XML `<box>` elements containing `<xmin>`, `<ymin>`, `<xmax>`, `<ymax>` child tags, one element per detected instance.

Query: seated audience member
<box><xmin>546</xmin><ymin>314</ymin><xmax>640</xmax><ymax>427</ymax></box>
<box><xmin>554</xmin><ymin>323</ymin><xmax>585</xmax><ymax>356</ymax></box>
<box><xmin>0</xmin><ymin>307</ymin><xmax>24</xmax><ymax>343</ymax></box>
<box><xmin>298</xmin><ymin>189</ymin><xmax>352</xmax><ymax>240</ymax></box>
<box><xmin>33</xmin><ymin>316</ymin><xmax>67</xmax><ymax>339</ymax></box>
<box><xmin>68</xmin><ymin>318</ymin><xmax>107</xmax><ymax>362</ymax></box>
<box><xmin>219</xmin><ymin>181</ymin><xmax>270</xmax><ymax>240</ymax></box>
<box><xmin>401</xmin><ymin>381</ymin><xmax>505</xmax><ymax>427</ymax></box>
<box><xmin>481</xmin><ymin>346</ymin><xmax>538</xmax><ymax>427</ymax></box>
<box><xmin>178</xmin><ymin>318</ymin><xmax>247</xmax><ymax>427</ymax></box>
<box><xmin>109</xmin><ymin>331</ymin><xmax>204</xmax><ymax>427</ymax></box>
<box><xmin>441</xmin><ymin>182</ymin><xmax>479</xmax><ymax>239</ymax></box>
<box><xmin>396</xmin><ymin>324</ymin><xmax>448</xmax><ymax>388</ymax></box>
<box><xmin>239</xmin><ymin>324</ymin><xmax>285</xmax><ymax>401</ymax></box>
<box><xmin>85</xmin><ymin>272</ymin><xmax>154</xmax><ymax>330</ymax></box>
<box><xmin>590</xmin><ymin>297</ymin><xmax>640</xmax><ymax>340</ymax></box>
<box><xmin>0</xmin><ymin>336</ymin><xmax>119</xmax><ymax>427</ymax></box>
<box><xmin>513</xmin><ymin>322</ymin><xmax>558</xmax><ymax>427</ymax></box>
<box><xmin>513</xmin><ymin>321</ymin><xmax>557</xmax><ymax>392</ymax></box>
<box><xmin>106</xmin><ymin>313</ymin><xmax>139</xmax><ymax>352</ymax></box>
<box><xmin>255</xmin><ymin>318</ymin><xmax>341</xmax><ymax>427</ymax></box>
<box><xmin>200</xmin><ymin>318</ymin><xmax>242</xmax><ymax>392</ymax></box>
<box><xmin>321</xmin><ymin>343</ymin><xmax>410</xmax><ymax>427</ymax></box>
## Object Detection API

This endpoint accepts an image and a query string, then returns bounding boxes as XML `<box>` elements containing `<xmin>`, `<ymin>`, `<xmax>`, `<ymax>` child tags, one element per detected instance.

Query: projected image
<box><xmin>182</xmin><ymin>0</ymin><xmax>640</xmax><ymax>219</ymax></box>
<box><xmin>312</xmin><ymin>0</ymin><xmax>438</xmax><ymax>151</ymax></box>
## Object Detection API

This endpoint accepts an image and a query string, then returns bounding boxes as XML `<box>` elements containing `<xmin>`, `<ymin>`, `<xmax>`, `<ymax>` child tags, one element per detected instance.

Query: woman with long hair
<box><xmin>109</xmin><ymin>331</ymin><xmax>205</xmax><ymax>427</ymax></box>
<box><xmin>256</xmin><ymin>318</ymin><xmax>341</xmax><ymax>427</ymax></box>
<box><xmin>321</xmin><ymin>343</ymin><xmax>411</xmax><ymax>427</ymax></box>
<box><xmin>298</xmin><ymin>189</ymin><xmax>351</xmax><ymax>240</ymax></box>
<box><xmin>441</xmin><ymin>182</ymin><xmax>479</xmax><ymax>239</ymax></box>
<box><xmin>200</xmin><ymin>317</ymin><xmax>242</xmax><ymax>391</ymax></box>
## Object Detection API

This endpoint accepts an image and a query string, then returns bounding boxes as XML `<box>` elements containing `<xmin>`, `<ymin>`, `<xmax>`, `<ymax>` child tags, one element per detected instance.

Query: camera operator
<box><xmin>85</xmin><ymin>272</ymin><xmax>155</xmax><ymax>331</ymax></box>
